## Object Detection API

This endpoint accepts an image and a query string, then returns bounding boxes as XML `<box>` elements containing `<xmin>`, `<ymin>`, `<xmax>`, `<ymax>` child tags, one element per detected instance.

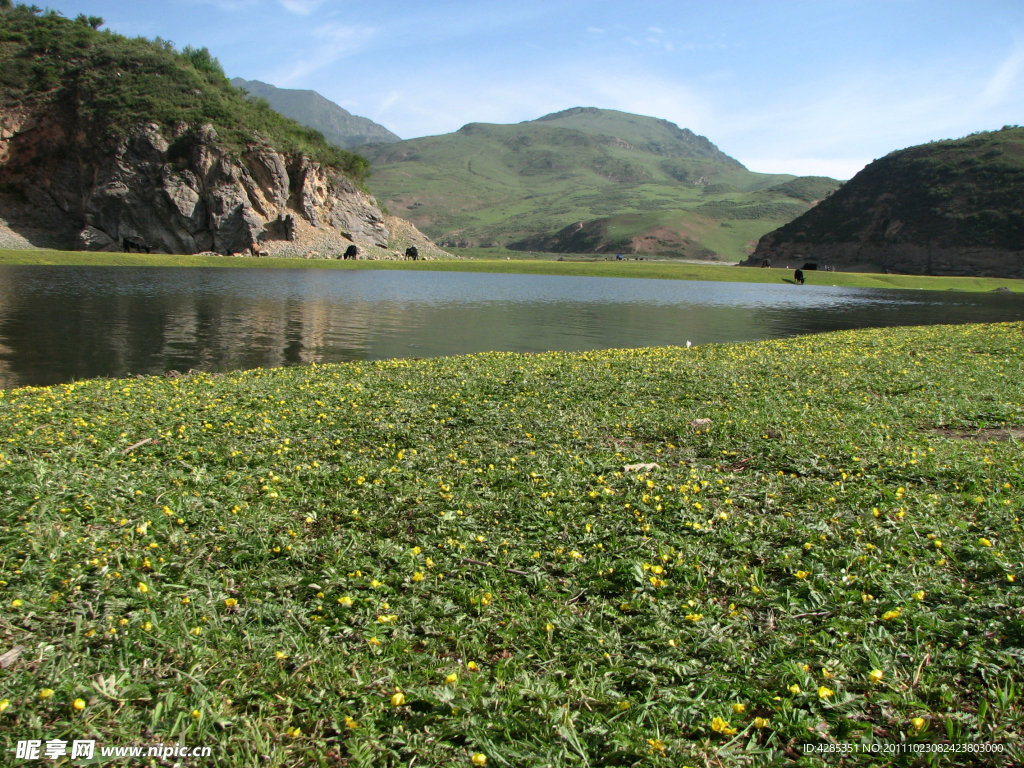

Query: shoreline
<box><xmin>2</xmin><ymin>247</ymin><xmax>1023</xmax><ymax>293</ymax></box>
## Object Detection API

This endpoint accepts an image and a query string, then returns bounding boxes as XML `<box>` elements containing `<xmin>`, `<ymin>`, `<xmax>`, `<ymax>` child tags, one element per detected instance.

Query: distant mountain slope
<box><xmin>358</xmin><ymin>108</ymin><xmax>841</xmax><ymax>260</ymax></box>
<box><xmin>232</xmin><ymin>78</ymin><xmax>400</xmax><ymax>150</ymax></box>
<box><xmin>744</xmin><ymin>127</ymin><xmax>1024</xmax><ymax>276</ymax></box>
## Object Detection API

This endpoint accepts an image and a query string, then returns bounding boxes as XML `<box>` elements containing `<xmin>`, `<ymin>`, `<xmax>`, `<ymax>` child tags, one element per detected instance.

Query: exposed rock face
<box><xmin>742</xmin><ymin>127</ymin><xmax>1024</xmax><ymax>277</ymax></box>
<box><xmin>0</xmin><ymin>108</ymin><xmax>388</xmax><ymax>254</ymax></box>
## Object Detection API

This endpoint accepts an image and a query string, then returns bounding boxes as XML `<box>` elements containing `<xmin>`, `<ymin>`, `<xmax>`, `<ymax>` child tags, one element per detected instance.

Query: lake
<box><xmin>0</xmin><ymin>265</ymin><xmax>1021</xmax><ymax>388</ymax></box>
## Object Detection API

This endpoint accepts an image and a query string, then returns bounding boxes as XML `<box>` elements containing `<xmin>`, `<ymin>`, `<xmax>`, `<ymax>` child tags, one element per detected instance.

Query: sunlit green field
<box><xmin>1</xmin><ymin>248</ymin><xmax>1023</xmax><ymax>294</ymax></box>
<box><xmin>1</xmin><ymin>322</ymin><xmax>1022</xmax><ymax>766</ymax></box>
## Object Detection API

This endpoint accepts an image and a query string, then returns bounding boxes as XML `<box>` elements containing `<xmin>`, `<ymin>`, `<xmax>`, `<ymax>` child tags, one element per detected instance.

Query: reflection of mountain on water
<box><xmin>0</xmin><ymin>266</ymin><xmax>1021</xmax><ymax>389</ymax></box>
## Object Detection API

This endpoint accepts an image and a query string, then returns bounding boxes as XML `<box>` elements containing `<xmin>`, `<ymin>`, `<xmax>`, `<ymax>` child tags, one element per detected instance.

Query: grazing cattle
<box><xmin>405</xmin><ymin>246</ymin><xmax>419</xmax><ymax>261</ymax></box>
<box><xmin>794</xmin><ymin>268</ymin><xmax>805</xmax><ymax>285</ymax></box>
<box><xmin>249</xmin><ymin>244</ymin><xmax>268</xmax><ymax>258</ymax></box>
<box><xmin>343</xmin><ymin>245</ymin><xmax>359</xmax><ymax>260</ymax></box>
<box><xmin>761</xmin><ymin>259</ymin><xmax>771</xmax><ymax>268</ymax></box>
<box><xmin>122</xmin><ymin>236</ymin><xmax>152</xmax><ymax>253</ymax></box>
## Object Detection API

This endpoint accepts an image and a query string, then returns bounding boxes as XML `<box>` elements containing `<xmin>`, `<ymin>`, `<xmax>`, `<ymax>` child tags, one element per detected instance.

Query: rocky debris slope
<box><xmin>742</xmin><ymin>127</ymin><xmax>1024</xmax><ymax>277</ymax></box>
<box><xmin>257</xmin><ymin>214</ymin><xmax>458</xmax><ymax>260</ymax></box>
<box><xmin>0</xmin><ymin>109</ymin><xmax>390</xmax><ymax>255</ymax></box>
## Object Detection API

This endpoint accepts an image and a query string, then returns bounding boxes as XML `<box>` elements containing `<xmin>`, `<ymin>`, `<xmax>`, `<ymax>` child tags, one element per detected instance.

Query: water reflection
<box><xmin>0</xmin><ymin>266</ymin><xmax>1021</xmax><ymax>388</ymax></box>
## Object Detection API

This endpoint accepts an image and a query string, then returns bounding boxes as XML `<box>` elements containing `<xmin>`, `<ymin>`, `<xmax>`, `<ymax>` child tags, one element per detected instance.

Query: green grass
<box><xmin>2</xmin><ymin>248</ymin><xmax>1023</xmax><ymax>293</ymax></box>
<box><xmin>1</xmin><ymin>322</ymin><xmax>1023</xmax><ymax>766</ymax></box>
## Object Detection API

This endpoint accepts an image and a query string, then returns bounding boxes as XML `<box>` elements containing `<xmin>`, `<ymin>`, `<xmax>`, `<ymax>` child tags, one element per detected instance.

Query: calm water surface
<box><xmin>1</xmin><ymin>265</ymin><xmax>1022</xmax><ymax>388</ymax></box>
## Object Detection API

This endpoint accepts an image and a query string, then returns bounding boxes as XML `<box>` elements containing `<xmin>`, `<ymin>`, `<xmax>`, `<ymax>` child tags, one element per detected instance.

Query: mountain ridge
<box><xmin>231</xmin><ymin>78</ymin><xmax>400</xmax><ymax>150</ymax></box>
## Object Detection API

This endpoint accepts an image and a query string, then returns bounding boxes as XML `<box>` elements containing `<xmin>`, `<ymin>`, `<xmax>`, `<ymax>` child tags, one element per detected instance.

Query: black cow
<box><xmin>405</xmin><ymin>246</ymin><xmax>419</xmax><ymax>261</ymax></box>
<box><xmin>123</xmin><ymin>236</ymin><xmax>152</xmax><ymax>254</ymax></box>
<box><xmin>343</xmin><ymin>245</ymin><xmax>359</xmax><ymax>260</ymax></box>
<box><xmin>761</xmin><ymin>259</ymin><xmax>771</xmax><ymax>268</ymax></box>
<box><xmin>794</xmin><ymin>268</ymin><xmax>805</xmax><ymax>285</ymax></box>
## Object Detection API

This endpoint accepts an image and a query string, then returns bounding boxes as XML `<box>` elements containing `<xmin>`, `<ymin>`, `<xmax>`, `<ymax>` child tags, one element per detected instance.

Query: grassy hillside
<box><xmin>756</xmin><ymin>127</ymin><xmax>1024</xmax><ymax>252</ymax></box>
<box><xmin>1</xmin><ymin>322</ymin><xmax>1022</xmax><ymax>765</ymax></box>
<box><xmin>0</xmin><ymin>3</ymin><xmax>368</xmax><ymax>181</ymax></box>
<box><xmin>232</xmin><ymin>78</ymin><xmax>400</xmax><ymax>150</ymax></box>
<box><xmin>358</xmin><ymin>110</ymin><xmax>841</xmax><ymax>260</ymax></box>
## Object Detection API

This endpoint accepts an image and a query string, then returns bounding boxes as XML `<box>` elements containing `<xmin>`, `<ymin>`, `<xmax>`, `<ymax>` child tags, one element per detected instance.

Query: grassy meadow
<box><xmin>1</xmin><ymin>248</ymin><xmax>1023</xmax><ymax>294</ymax></box>
<box><xmin>1</xmin><ymin>322</ymin><xmax>1022</xmax><ymax>766</ymax></box>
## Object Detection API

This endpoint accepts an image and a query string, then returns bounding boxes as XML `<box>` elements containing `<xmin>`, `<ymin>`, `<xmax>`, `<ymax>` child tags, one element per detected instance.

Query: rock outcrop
<box><xmin>0</xmin><ymin>108</ymin><xmax>388</xmax><ymax>255</ymax></box>
<box><xmin>742</xmin><ymin>127</ymin><xmax>1024</xmax><ymax>277</ymax></box>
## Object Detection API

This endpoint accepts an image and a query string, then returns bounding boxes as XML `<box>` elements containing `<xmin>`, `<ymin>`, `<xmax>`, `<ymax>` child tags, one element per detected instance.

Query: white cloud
<box><xmin>587</xmin><ymin>26</ymin><xmax>605</xmax><ymax>34</ymax></box>
<box><xmin>978</xmin><ymin>44</ymin><xmax>1024</xmax><ymax>109</ymax></box>
<box><xmin>648</xmin><ymin>26</ymin><xmax>664</xmax><ymax>34</ymax></box>
<box><xmin>270</xmin><ymin>23</ymin><xmax>376</xmax><ymax>84</ymax></box>
<box><xmin>277</xmin><ymin>0</ymin><xmax>326</xmax><ymax>14</ymax></box>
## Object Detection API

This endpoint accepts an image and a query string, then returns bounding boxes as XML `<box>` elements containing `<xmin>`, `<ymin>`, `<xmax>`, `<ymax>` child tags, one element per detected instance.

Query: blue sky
<box><xmin>40</xmin><ymin>0</ymin><xmax>1024</xmax><ymax>179</ymax></box>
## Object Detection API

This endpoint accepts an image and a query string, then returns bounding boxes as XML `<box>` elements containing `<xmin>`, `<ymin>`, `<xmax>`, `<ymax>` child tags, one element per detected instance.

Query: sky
<box><xmin>38</xmin><ymin>0</ymin><xmax>1024</xmax><ymax>179</ymax></box>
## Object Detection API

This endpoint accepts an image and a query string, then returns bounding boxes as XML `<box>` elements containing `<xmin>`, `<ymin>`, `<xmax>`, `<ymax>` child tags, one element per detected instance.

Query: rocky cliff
<box><xmin>0</xmin><ymin>107</ymin><xmax>388</xmax><ymax>254</ymax></box>
<box><xmin>742</xmin><ymin>127</ymin><xmax>1024</xmax><ymax>277</ymax></box>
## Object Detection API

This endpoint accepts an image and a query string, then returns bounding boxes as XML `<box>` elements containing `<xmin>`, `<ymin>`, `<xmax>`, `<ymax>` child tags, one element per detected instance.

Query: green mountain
<box><xmin>0</xmin><ymin>4</ymin><xmax>395</xmax><ymax>255</ymax></box>
<box><xmin>0</xmin><ymin>4</ymin><xmax>368</xmax><ymax>180</ymax></box>
<box><xmin>357</xmin><ymin>108</ymin><xmax>842</xmax><ymax>260</ymax></box>
<box><xmin>231</xmin><ymin>78</ymin><xmax>400</xmax><ymax>150</ymax></box>
<box><xmin>745</xmin><ymin>127</ymin><xmax>1024</xmax><ymax>277</ymax></box>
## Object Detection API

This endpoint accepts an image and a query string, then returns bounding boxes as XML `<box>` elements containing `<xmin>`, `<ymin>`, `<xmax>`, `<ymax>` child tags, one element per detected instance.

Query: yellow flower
<box><xmin>0</xmin><ymin>699</ymin><xmax>9</xmax><ymax>712</ymax></box>
<box><xmin>287</xmin><ymin>726</ymin><xmax>301</xmax><ymax>738</ymax></box>
<box><xmin>137</xmin><ymin>583</ymin><xmax>149</xmax><ymax>594</ymax></box>
<box><xmin>338</xmin><ymin>596</ymin><xmax>354</xmax><ymax>607</ymax></box>
<box><xmin>817</xmin><ymin>686</ymin><xmax>834</xmax><ymax>699</ymax></box>
<box><xmin>191</xmin><ymin>709</ymin><xmax>202</xmax><ymax>719</ymax></box>
<box><xmin>39</xmin><ymin>689</ymin><xmax>54</xmax><ymax>700</ymax></box>
<box><xmin>911</xmin><ymin>717</ymin><xmax>925</xmax><ymax>730</ymax></box>
<box><xmin>391</xmin><ymin>692</ymin><xmax>406</xmax><ymax>706</ymax></box>
<box><xmin>647</xmin><ymin>739</ymin><xmax>666</xmax><ymax>754</ymax></box>
<box><xmin>471</xmin><ymin>754</ymin><xmax>488</xmax><ymax>766</ymax></box>
<box><xmin>275</xmin><ymin>651</ymin><xmax>288</xmax><ymax>660</ymax></box>
<box><xmin>616</xmin><ymin>701</ymin><xmax>631</xmax><ymax>711</ymax></box>
<box><xmin>933</xmin><ymin>540</ymin><xmax>942</xmax><ymax>548</ymax></box>
<box><xmin>731</xmin><ymin>703</ymin><xmax>746</xmax><ymax>715</ymax></box>
<box><xmin>467</xmin><ymin>661</ymin><xmax>479</xmax><ymax>671</ymax></box>
<box><xmin>224</xmin><ymin>598</ymin><xmax>237</xmax><ymax>608</ymax></box>
<box><xmin>368</xmin><ymin>637</ymin><xmax>381</xmax><ymax>647</ymax></box>
<box><xmin>445</xmin><ymin>673</ymin><xmax>459</xmax><ymax>684</ymax></box>
<box><xmin>480</xmin><ymin>593</ymin><xmax>492</xmax><ymax>606</ymax></box>
<box><xmin>710</xmin><ymin>716</ymin><xmax>737</xmax><ymax>735</ymax></box>
<box><xmin>190</xmin><ymin>627</ymin><xmax>202</xmax><ymax>636</ymax></box>
<box><xmin>545</xmin><ymin>622</ymin><xmax>555</xmax><ymax>631</ymax></box>
<box><xmin>882</xmin><ymin>609</ymin><xmax>901</xmax><ymax>621</ymax></box>
<box><xmin>795</xmin><ymin>570</ymin><xmax>810</xmax><ymax>580</ymax></box>
<box><xmin>788</xmin><ymin>684</ymin><xmax>801</xmax><ymax>695</ymax></box>
<box><xmin>912</xmin><ymin>591</ymin><xmax>925</xmax><ymax>601</ymax></box>
<box><xmin>753</xmin><ymin>717</ymin><xmax>769</xmax><ymax>729</ymax></box>
<box><xmin>344</xmin><ymin>715</ymin><xmax>359</xmax><ymax>729</ymax></box>
<box><xmin>868</xmin><ymin>669</ymin><xmax>884</xmax><ymax>683</ymax></box>
<box><xmin>181</xmin><ymin>596</ymin><xmax>191</xmax><ymax>604</ymax></box>
<box><xmin>979</xmin><ymin>538</ymin><xmax>993</xmax><ymax>547</ymax></box>
<box><xmin>73</xmin><ymin>698</ymin><xmax>86</xmax><ymax>711</ymax></box>
<box><xmin>10</xmin><ymin>599</ymin><xmax>22</xmax><ymax>607</ymax></box>
<box><xmin>142</xmin><ymin>622</ymin><xmax>152</xmax><ymax>631</ymax></box>
<box><xmin>412</xmin><ymin>572</ymin><xmax>425</xmax><ymax>582</ymax></box>
<box><xmin>684</xmin><ymin>613</ymin><xmax>703</xmax><ymax>622</ymax></box>
<box><xmin>377</xmin><ymin>614</ymin><xmax>398</xmax><ymax>623</ymax></box>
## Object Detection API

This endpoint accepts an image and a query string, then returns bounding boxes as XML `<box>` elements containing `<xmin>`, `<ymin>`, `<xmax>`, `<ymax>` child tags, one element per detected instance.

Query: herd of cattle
<box><xmin>122</xmin><ymin>239</ymin><xmax>423</xmax><ymax>261</ymax></box>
